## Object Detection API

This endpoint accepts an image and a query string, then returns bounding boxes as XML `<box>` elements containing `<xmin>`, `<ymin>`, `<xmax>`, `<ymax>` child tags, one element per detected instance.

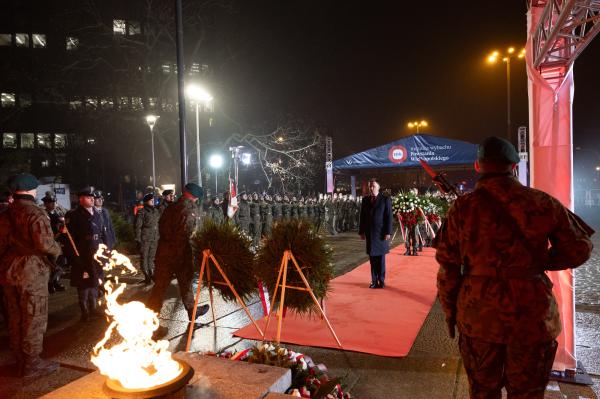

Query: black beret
<box><xmin>42</xmin><ymin>194</ymin><xmax>56</xmax><ymax>203</ymax></box>
<box><xmin>7</xmin><ymin>173</ymin><xmax>39</xmax><ymax>192</ymax></box>
<box><xmin>78</xmin><ymin>186</ymin><xmax>95</xmax><ymax>196</ymax></box>
<box><xmin>93</xmin><ymin>190</ymin><xmax>104</xmax><ymax>199</ymax></box>
<box><xmin>477</xmin><ymin>136</ymin><xmax>520</xmax><ymax>164</ymax></box>
<box><xmin>162</xmin><ymin>189</ymin><xmax>174</xmax><ymax>196</ymax></box>
<box><xmin>143</xmin><ymin>193</ymin><xmax>154</xmax><ymax>202</ymax></box>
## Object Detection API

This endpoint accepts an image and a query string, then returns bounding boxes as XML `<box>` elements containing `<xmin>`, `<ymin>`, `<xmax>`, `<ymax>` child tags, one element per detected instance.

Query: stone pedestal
<box><xmin>40</xmin><ymin>352</ymin><xmax>291</xmax><ymax>399</ymax></box>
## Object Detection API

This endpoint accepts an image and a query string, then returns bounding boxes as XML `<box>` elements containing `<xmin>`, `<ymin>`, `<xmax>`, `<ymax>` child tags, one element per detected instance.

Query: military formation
<box><xmin>229</xmin><ymin>192</ymin><xmax>362</xmax><ymax>245</ymax></box>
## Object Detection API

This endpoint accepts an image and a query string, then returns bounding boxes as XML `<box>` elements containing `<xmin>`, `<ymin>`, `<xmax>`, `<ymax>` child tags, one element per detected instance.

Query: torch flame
<box><xmin>91</xmin><ymin>245</ymin><xmax>182</xmax><ymax>389</ymax></box>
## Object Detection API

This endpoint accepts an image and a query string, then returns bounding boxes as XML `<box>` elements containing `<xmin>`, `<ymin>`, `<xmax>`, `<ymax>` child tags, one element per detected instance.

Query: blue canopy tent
<box><xmin>332</xmin><ymin>134</ymin><xmax>478</xmax><ymax>195</ymax></box>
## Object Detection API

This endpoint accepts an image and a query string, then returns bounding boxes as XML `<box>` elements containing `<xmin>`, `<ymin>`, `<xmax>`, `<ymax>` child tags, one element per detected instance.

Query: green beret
<box><xmin>184</xmin><ymin>183</ymin><xmax>203</xmax><ymax>199</ymax></box>
<box><xmin>7</xmin><ymin>173</ymin><xmax>39</xmax><ymax>192</ymax></box>
<box><xmin>143</xmin><ymin>193</ymin><xmax>154</xmax><ymax>202</ymax></box>
<box><xmin>477</xmin><ymin>136</ymin><xmax>520</xmax><ymax>164</ymax></box>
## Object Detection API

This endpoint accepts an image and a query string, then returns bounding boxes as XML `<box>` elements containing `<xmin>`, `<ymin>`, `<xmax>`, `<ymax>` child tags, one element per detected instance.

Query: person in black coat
<box><xmin>65</xmin><ymin>187</ymin><xmax>108</xmax><ymax>321</ymax></box>
<box><xmin>93</xmin><ymin>190</ymin><xmax>117</xmax><ymax>250</ymax></box>
<box><xmin>359</xmin><ymin>179</ymin><xmax>393</xmax><ymax>289</ymax></box>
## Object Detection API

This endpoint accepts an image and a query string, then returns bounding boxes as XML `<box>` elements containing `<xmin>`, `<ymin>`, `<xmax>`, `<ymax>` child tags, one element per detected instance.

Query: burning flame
<box><xmin>91</xmin><ymin>244</ymin><xmax>182</xmax><ymax>389</ymax></box>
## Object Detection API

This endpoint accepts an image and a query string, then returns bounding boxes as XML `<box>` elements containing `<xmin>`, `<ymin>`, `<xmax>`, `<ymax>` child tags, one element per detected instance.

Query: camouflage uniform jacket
<box><xmin>236</xmin><ymin>201</ymin><xmax>250</xmax><ymax>223</ymax></box>
<box><xmin>272</xmin><ymin>202</ymin><xmax>283</xmax><ymax>220</ymax></box>
<box><xmin>0</xmin><ymin>195</ymin><xmax>62</xmax><ymax>286</ymax></box>
<box><xmin>208</xmin><ymin>205</ymin><xmax>224</xmax><ymax>224</ymax></box>
<box><xmin>434</xmin><ymin>174</ymin><xmax>593</xmax><ymax>344</ymax></box>
<box><xmin>134</xmin><ymin>205</ymin><xmax>160</xmax><ymax>242</ymax></box>
<box><xmin>158</xmin><ymin>197</ymin><xmax>199</xmax><ymax>249</ymax></box>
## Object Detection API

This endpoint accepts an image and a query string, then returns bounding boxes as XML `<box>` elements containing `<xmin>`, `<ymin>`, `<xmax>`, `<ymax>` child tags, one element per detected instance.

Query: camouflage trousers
<box><xmin>1</xmin><ymin>269</ymin><xmax>50</xmax><ymax>359</ymax></box>
<box><xmin>459</xmin><ymin>334</ymin><xmax>558</xmax><ymax>399</ymax></box>
<box><xmin>147</xmin><ymin>247</ymin><xmax>195</xmax><ymax>316</ymax></box>
<box><xmin>140</xmin><ymin>239</ymin><xmax>158</xmax><ymax>280</ymax></box>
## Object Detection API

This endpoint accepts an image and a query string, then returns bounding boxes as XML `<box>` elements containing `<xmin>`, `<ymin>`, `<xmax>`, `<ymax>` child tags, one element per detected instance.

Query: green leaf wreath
<box><xmin>191</xmin><ymin>219</ymin><xmax>257</xmax><ymax>302</ymax></box>
<box><xmin>255</xmin><ymin>220</ymin><xmax>334</xmax><ymax>314</ymax></box>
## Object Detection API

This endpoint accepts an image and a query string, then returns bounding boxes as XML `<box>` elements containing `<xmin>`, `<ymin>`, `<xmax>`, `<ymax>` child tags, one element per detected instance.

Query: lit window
<box><xmin>54</xmin><ymin>134</ymin><xmax>67</xmax><ymax>149</ymax></box>
<box><xmin>41</xmin><ymin>157</ymin><xmax>51</xmax><ymax>168</ymax></box>
<box><xmin>131</xmin><ymin>97</ymin><xmax>143</xmax><ymax>110</ymax></box>
<box><xmin>21</xmin><ymin>133</ymin><xmax>35</xmax><ymax>149</ymax></box>
<box><xmin>85</xmin><ymin>97</ymin><xmax>98</xmax><ymax>109</ymax></box>
<box><xmin>100</xmin><ymin>97</ymin><xmax>114</xmax><ymax>109</ymax></box>
<box><xmin>19</xmin><ymin>94</ymin><xmax>32</xmax><ymax>107</ymax></box>
<box><xmin>190</xmin><ymin>62</ymin><xmax>200</xmax><ymax>75</ymax></box>
<box><xmin>2</xmin><ymin>133</ymin><xmax>17</xmax><ymax>149</ymax></box>
<box><xmin>37</xmin><ymin>133</ymin><xmax>52</xmax><ymax>149</ymax></box>
<box><xmin>69</xmin><ymin>99</ymin><xmax>82</xmax><ymax>110</ymax></box>
<box><xmin>127</xmin><ymin>21</ymin><xmax>141</xmax><ymax>36</ymax></box>
<box><xmin>66</xmin><ymin>36</ymin><xmax>79</xmax><ymax>50</ymax></box>
<box><xmin>118</xmin><ymin>96</ymin><xmax>129</xmax><ymax>109</ymax></box>
<box><xmin>0</xmin><ymin>34</ymin><xmax>11</xmax><ymax>46</ymax></box>
<box><xmin>32</xmin><ymin>34</ymin><xmax>46</xmax><ymax>48</ymax></box>
<box><xmin>55</xmin><ymin>153</ymin><xmax>66</xmax><ymax>167</ymax></box>
<box><xmin>1</xmin><ymin>93</ymin><xmax>16</xmax><ymax>107</ymax></box>
<box><xmin>87</xmin><ymin>137</ymin><xmax>96</xmax><ymax>145</ymax></box>
<box><xmin>148</xmin><ymin>97</ymin><xmax>157</xmax><ymax>109</ymax></box>
<box><xmin>113</xmin><ymin>20</ymin><xmax>126</xmax><ymax>35</ymax></box>
<box><xmin>161</xmin><ymin>63</ymin><xmax>171</xmax><ymax>74</ymax></box>
<box><xmin>15</xmin><ymin>33</ymin><xmax>29</xmax><ymax>47</ymax></box>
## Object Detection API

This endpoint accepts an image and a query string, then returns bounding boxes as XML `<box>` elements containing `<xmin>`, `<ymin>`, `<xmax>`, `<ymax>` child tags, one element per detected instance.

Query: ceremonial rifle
<box><xmin>418</xmin><ymin>159</ymin><xmax>461</xmax><ymax>197</ymax></box>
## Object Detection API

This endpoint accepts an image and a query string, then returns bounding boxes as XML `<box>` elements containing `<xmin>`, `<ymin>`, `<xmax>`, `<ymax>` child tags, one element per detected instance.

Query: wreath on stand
<box><xmin>255</xmin><ymin>220</ymin><xmax>334</xmax><ymax>314</ymax></box>
<box><xmin>191</xmin><ymin>220</ymin><xmax>256</xmax><ymax>302</ymax></box>
<box><xmin>392</xmin><ymin>191</ymin><xmax>424</xmax><ymax>228</ymax></box>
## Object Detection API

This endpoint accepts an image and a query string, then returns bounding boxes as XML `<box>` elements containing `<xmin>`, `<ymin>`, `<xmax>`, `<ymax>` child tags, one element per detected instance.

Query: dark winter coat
<box><xmin>359</xmin><ymin>193</ymin><xmax>393</xmax><ymax>256</ymax></box>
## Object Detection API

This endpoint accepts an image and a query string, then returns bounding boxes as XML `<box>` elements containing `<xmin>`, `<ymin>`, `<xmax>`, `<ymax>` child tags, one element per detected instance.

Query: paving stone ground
<box><xmin>0</xmin><ymin>232</ymin><xmax>599</xmax><ymax>398</ymax></box>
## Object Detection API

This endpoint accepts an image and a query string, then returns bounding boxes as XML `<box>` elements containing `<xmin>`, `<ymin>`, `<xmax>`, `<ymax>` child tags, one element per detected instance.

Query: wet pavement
<box><xmin>0</xmin><ymin>232</ymin><xmax>599</xmax><ymax>398</ymax></box>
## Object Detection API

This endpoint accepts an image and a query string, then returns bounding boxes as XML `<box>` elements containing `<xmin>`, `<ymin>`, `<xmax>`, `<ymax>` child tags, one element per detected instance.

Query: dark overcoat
<box><xmin>359</xmin><ymin>193</ymin><xmax>393</xmax><ymax>256</ymax></box>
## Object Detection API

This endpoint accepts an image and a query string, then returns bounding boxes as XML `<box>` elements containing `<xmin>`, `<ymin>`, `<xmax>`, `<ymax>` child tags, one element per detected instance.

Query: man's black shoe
<box><xmin>188</xmin><ymin>304</ymin><xmax>210</xmax><ymax>320</ymax></box>
<box><xmin>369</xmin><ymin>282</ymin><xmax>378</xmax><ymax>289</ymax></box>
<box><xmin>378</xmin><ymin>281</ymin><xmax>385</xmax><ymax>288</ymax></box>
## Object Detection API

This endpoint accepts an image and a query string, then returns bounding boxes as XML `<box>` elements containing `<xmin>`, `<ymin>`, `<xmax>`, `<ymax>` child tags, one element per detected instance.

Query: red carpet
<box><xmin>234</xmin><ymin>246</ymin><xmax>439</xmax><ymax>357</ymax></box>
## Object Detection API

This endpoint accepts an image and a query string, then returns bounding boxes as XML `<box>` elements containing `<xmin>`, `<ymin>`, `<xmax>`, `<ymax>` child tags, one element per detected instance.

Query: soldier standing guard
<box><xmin>236</xmin><ymin>192</ymin><xmax>251</xmax><ymax>234</ymax></box>
<box><xmin>135</xmin><ymin>193</ymin><xmax>160</xmax><ymax>285</ymax></box>
<box><xmin>0</xmin><ymin>173</ymin><xmax>62</xmax><ymax>378</ymax></box>
<box><xmin>272</xmin><ymin>194</ymin><xmax>283</xmax><ymax>222</ymax></box>
<box><xmin>290</xmin><ymin>196</ymin><xmax>299</xmax><ymax>220</ymax></box>
<box><xmin>435</xmin><ymin>137</ymin><xmax>593</xmax><ymax>399</ymax></box>
<box><xmin>249</xmin><ymin>193</ymin><xmax>262</xmax><ymax>247</ymax></box>
<box><xmin>147</xmin><ymin>183</ymin><xmax>210</xmax><ymax>338</ymax></box>
<box><xmin>282</xmin><ymin>195</ymin><xmax>291</xmax><ymax>221</ymax></box>
<box><xmin>42</xmin><ymin>194</ymin><xmax>66</xmax><ymax>293</ymax></box>
<box><xmin>94</xmin><ymin>190</ymin><xmax>117</xmax><ymax>250</ymax></box>
<box><xmin>261</xmin><ymin>194</ymin><xmax>273</xmax><ymax>237</ymax></box>
<box><xmin>208</xmin><ymin>196</ymin><xmax>224</xmax><ymax>224</ymax></box>
<box><xmin>66</xmin><ymin>187</ymin><xmax>108</xmax><ymax>322</ymax></box>
<box><xmin>298</xmin><ymin>197</ymin><xmax>308</xmax><ymax>221</ymax></box>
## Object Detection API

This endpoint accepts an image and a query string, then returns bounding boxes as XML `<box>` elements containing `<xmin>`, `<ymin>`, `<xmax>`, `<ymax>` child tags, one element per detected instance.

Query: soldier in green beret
<box><xmin>435</xmin><ymin>136</ymin><xmax>594</xmax><ymax>398</ymax></box>
<box><xmin>135</xmin><ymin>193</ymin><xmax>160</xmax><ymax>285</ymax></box>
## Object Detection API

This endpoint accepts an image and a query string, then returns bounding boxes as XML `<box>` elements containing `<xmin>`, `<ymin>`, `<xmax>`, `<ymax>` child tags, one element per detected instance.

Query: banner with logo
<box><xmin>332</xmin><ymin>134</ymin><xmax>477</xmax><ymax>171</ymax></box>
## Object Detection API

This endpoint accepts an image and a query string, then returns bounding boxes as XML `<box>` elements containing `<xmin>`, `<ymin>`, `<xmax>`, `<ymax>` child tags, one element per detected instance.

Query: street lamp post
<box><xmin>487</xmin><ymin>47</ymin><xmax>525</xmax><ymax>142</ymax></box>
<box><xmin>186</xmin><ymin>84</ymin><xmax>213</xmax><ymax>187</ymax></box>
<box><xmin>145</xmin><ymin>115</ymin><xmax>160</xmax><ymax>193</ymax></box>
<box><xmin>407</xmin><ymin>120</ymin><xmax>428</xmax><ymax>133</ymax></box>
<box><xmin>208</xmin><ymin>154</ymin><xmax>224</xmax><ymax>193</ymax></box>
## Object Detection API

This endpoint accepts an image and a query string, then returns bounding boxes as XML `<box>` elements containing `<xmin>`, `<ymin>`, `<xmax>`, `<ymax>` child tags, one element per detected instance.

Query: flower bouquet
<box><xmin>392</xmin><ymin>191</ymin><xmax>424</xmax><ymax>228</ymax></box>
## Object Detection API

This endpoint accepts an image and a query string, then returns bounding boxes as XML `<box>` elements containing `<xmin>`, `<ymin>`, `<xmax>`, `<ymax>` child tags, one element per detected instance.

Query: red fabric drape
<box><xmin>526</xmin><ymin>7</ymin><xmax>576</xmax><ymax>371</ymax></box>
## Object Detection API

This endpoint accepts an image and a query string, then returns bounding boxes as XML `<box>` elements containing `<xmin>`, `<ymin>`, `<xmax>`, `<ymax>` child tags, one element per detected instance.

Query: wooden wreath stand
<box><xmin>185</xmin><ymin>249</ymin><xmax>264</xmax><ymax>352</ymax></box>
<box><xmin>261</xmin><ymin>250</ymin><xmax>342</xmax><ymax>348</ymax></box>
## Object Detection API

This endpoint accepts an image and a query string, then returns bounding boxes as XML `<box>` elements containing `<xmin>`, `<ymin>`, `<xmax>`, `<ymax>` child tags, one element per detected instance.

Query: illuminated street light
<box><xmin>596</xmin><ymin>166</ymin><xmax>600</xmax><ymax>171</ymax></box>
<box><xmin>209</xmin><ymin>153</ymin><xmax>224</xmax><ymax>192</ymax></box>
<box><xmin>276</xmin><ymin>136</ymin><xmax>284</xmax><ymax>143</ymax></box>
<box><xmin>241</xmin><ymin>153</ymin><xmax>251</xmax><ymax>165</ymax></box>
<box><xmin>407</xmin><ymin>120</ymin><xmax>429</xmax><ymax>133</ymax></box>
<box><xmin>486</xmin><ymin>46</ymin><xmax>526</xmax><ymax>142</ymax></box>
<box><xmin>186</xmin><ymin>84</ymin><xmax>214</xmax><ymax>187</ymax></box>
<box><xmin>145</xmin><ymin>115</ymin><xmax>160</xmax><ymax>193</ymax></box>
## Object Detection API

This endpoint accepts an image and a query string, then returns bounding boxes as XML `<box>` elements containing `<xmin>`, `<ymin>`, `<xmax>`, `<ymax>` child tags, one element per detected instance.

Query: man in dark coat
<box><xmin>359</xmin><ymin>179</ymin><xmax>393</xmax><ymax>289</ymax></box>
<box><xmin>66</xmin><ymin>187</ymin><xmax>107</xmax><ymax>321</ymax></box>
<box><xmin>147</xmin><ymin>183</ymin><xmax>209</xmax><ymax>337</ymax></box>
<box><xmin>0</xmin><ymin>173</ymin><xmax>62</xmax><ymax>377</ymax></box>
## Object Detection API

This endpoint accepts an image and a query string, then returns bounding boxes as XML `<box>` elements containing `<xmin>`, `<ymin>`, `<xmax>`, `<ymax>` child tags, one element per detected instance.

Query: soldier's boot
<box><xmin>22</xmin><ymin>357</ymin><xmax>59</xmax><ymax>378</ymax></box>
<box><xmin>412</xmin><ymin>245</ymin><xmax>419</xmax><ymax>256</ymax></box>
<box><xmin>187</xmin><ymin>304</ymin><xmax>210</xmax><ymax>321</ymax></box>
<box><xmin>404</xmin><ymin>245</ymin><xmax>411</xmax><ymax>256</ymax></box>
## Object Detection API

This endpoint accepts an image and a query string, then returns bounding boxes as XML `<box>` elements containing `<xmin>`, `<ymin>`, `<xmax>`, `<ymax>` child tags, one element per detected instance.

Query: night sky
<box><xmin>213</xmin><ymin>1</ymin><xmax>600</xmax><ymax>158</ymax></box>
